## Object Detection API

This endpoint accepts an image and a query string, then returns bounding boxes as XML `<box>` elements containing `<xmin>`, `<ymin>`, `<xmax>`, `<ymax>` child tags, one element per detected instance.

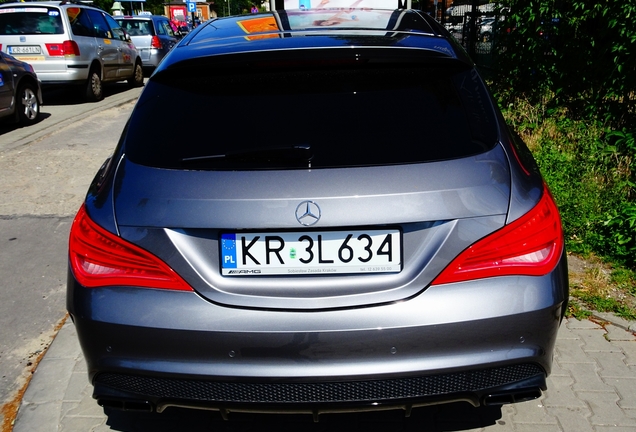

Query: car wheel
<box><xmin>15</xmin><ymin>82</ymin><xmax>40</xmax><ymax>126</ymax></box>
<box><xmin>85</xmin><ymin>66</ymin><xmax>104</xmax><ymax>102</ymax></box>
<box><xmin>128</xmin><ymin>60</ymin><xmax>144</xmax><ymax>88</ymax></box>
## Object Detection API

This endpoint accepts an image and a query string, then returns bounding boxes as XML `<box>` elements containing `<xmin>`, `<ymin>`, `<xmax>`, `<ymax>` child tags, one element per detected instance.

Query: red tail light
<box><xmin>46</xmin><ymin>40</ymin><xmax>80</xmax><ymax>57</ymax></box>
<box><xmin>150</xmin><ymin>35</ymin><xmax>162</xmax><ymax>49</ymax></box>
<box><xmin>432</xmin><ymin>184</ymin><xmax>563</xmax><ymax>285</ymax></box>
<box><xmin>69</xmin><ymin>205</ymin><xmax>192</xmax><ymax>291</ymax></box>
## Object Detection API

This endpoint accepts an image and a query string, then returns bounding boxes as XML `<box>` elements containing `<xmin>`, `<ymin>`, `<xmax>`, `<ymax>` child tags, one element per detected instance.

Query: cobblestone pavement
<box><xmin>12</xmin><ymin>315</ymin><xmax>636</xmax><ymax>431</ymax></box>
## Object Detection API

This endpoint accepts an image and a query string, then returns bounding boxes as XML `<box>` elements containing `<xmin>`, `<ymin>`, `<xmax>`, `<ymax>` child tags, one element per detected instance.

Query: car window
<box><xmin>0</xmin><ymin>7</ymin><xmax>64</xmax><ymax>35</ymax></box>
<box><xmin>126</xmin><ymin>61</ymin><xmax>498</xmax><ymax>170</ymax></box>
<box><xmin>104</xmin><ymin>14</ymin><xmax>127</xmax><ymax>41</ymax></box>
<box><xmin>86</xmin><ymin>9</ymin><xmax>111</xmax><ymax>38</ymax></box>
<box><xmin>67</xmin><ymin>7</ymin><xmax>95</xmax><ymax>37</ymax></box>
<box><xmin>162</xmin><ymin>20</ymin><xmax>176</xmax><ymax>37</ymax></box>
<box><xmin>156</xmin><ymin>20</ymin><xmax>167</xmax><ymax>36</ymax></box>
<box><xmin>116</xmin><ymin>19</ymin><xmax>151</xmax><ymax>36</ymax></box>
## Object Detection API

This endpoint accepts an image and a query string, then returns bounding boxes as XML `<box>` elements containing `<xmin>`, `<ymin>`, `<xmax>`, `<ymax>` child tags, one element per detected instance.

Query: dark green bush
<box><xmin>491</xmin><ymin>0</ymin><xmax>635</xmax><ymax>268</ymax></box>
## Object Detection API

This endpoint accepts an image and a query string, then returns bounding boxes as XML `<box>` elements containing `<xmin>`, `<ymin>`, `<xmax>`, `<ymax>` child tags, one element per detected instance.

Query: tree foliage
<box><xmin>490</xmin><ymin>0</ymin><xmax>636</xmax><ymax>268</ymax></box>
<box><xmin>493</xmin><ymin>0</ymin><xmax>636</xmax><ymax>127</ymax></box>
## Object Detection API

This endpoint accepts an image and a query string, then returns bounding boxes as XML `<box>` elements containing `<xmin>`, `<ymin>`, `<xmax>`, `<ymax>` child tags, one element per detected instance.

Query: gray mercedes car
<box><xmin>67</xmin><ymin>7</ymin><xmax>568</xmax><ymax>420</ymax></box>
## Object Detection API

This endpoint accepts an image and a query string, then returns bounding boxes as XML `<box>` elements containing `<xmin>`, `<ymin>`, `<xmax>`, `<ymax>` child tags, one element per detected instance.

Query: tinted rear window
<box><xmin>116</xmin><ymin>19</ymin><xmax>153</xmax><ymax>36</ymax></box>
<box><xmin>125</xmin><ymin>58</ymin><xmax>498</xmax><ymax>170</ymax></box>
<box><xmin>0</xmin><ymin>7</ymin><xmax>63</xmax><ymax>35</ymax></box>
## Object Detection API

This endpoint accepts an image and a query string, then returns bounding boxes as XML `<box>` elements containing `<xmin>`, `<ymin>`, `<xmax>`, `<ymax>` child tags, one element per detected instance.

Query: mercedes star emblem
<box><xmin>295</xmin><ymin>201</ymin><xmax>321</xmax><ymax>226</ymax></box>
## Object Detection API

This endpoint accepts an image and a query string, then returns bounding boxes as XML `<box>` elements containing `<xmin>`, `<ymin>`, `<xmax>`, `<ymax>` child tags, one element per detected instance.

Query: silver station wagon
<box><xmin>0</xmin><ymin>1</ymin><xmax>144</xmax><ymax>101</ymax></box>
<box><xmin>67</xmin><ymin>5</ymin><xmax>569</xmax><ymax>421</ymax></box>
<box><xmin>115</xmin><ymin>15</ymin><xmax>180</xmax><ymax>74</ymax></box>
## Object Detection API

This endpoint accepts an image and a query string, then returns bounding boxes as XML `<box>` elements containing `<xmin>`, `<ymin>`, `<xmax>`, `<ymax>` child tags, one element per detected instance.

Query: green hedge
<box><xmin>490</xmin><ymin>0</ymin><xmax>636</xmax><ymax>268</ymax></box>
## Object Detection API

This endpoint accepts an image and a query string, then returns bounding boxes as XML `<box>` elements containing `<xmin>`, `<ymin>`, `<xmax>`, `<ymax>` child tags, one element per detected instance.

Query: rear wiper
<box><xmin>181</xmin><ymin>145</ymin><xmax>313</xmax><ymax>164</ymax></box>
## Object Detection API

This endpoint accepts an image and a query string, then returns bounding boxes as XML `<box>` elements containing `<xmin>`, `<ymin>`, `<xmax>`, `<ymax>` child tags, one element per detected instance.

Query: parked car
<box><xmin>115</xmin><ymin>15</ymin><xmax>179</xmax><ymax>74</ymax></box>
<box><xmin>0</xmin><ymin>1</ymin><xmax>144</xmax><ymax>102</ymax></box>
<box><xmin>479</xmin><ymin>17</ymin><xmax>495</xmax><ymax>41</ymax></box>
<box><xmin>67</xmin><ymin>8</ymin><xmax>568</xmax><ymax>419</ymax></box>
<box><xmin>0</xmin><ymin>51</ymin><xmax>41</xmax><ymax>126</ymax></box>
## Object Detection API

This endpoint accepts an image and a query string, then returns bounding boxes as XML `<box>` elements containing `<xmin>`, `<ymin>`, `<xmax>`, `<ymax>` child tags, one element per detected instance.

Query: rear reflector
<box><xmin>432</xmin><ymin>183</ymin><xmax>563</xmax><ymax>285</ymax></box>
<box><xmin>69</xmin><ymin>205</ymin><xmax>192</xmax><ymax>291</ymax></box>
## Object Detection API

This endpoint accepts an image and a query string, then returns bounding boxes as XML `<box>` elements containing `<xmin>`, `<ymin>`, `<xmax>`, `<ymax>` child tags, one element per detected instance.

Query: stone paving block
<box><xmin>59</xmin><ymin>415</ymin><xmax>109</xmax><ymax>432</ymax></box>
<box><xmin>512</xmin><ymin>423</ymin><xmax>562</xmax><ymax>432</ymax></box>
<box><xmin>566</xmin><ymin>318</ymin><xmax>603</xmax><ymax>330</ymax></box>
<box><xmin>545</xmin><ymin>406</ymin><xmax>593</xmax><ymax>432</ymax></box>
<box><xmin>44</xmin><ymin>322</ymin><xmax>78</xmax><ymax>360</ymax></box>
<box><xmin>611</xmin><ymin>341</ymin><xmax>636</xmax><ymax>366</ymax></box>
<box><xmin>64</xmin><ymin>371</ymin><xmax>90</xmax><ymax>402</ymax></box>
<box><xmin>587</xmin><ymin>351</ymin><xmax>631</xmax><ymax>378</ymax></box>
<box><xmin>555</xmin><ymin>336</ymin><xmax>596</xmax><ymax>363</ymax></box>
<box><xmin>577</xmin><ymin>391</ymin><xmax>636</xmax><ymax>427</ymax></box>
<box><xmin>22</xmin><ymin>357</ymin><xmax>76</xmax><ymax>404</ymax></box>
<box><xmin>593</xmin><ymin>313</ymin><xmax>636</xmax><ymax>333</ymax></box>
<box><xmin>573</xmin><ymin>328</ymin><xmax>622</xmax><ymax>353</ymax></box>
<box><xmin>73</xmin><ymin>353</ymin><xmax>88</xmax><ymax>373</ymax></box>
<box><xmin>13</xmin><ymin>401</ymin><xmax>63</xmax><ymax>432</ymax></box>
<box><xmin>561</xmin><ymin>362</ymin><xmax>615</xmax><ymax>392</ymax></box>
<box><xmin>595</xmin><ymin>427</ymin><xmax>636</xmax><ymax>432</ymax></box>
<box><xmin>508</xmin><ymin>399</ymin><xmax>558</xmax><ymax>425</ymax></box>
<box><xmin>549</xmin><ymin>357</ymin><xmax>571</xmax><ymax>377</ymax></box>
<box><xmin>605</xmin><ymin>324</ymin><xmax>636</xmax><ymax>342</ymax></box>
<box><xmin>543</xmin><ymin>375</ymin><xmax>588</xmax><ymax>408</ymax></box>
<box><xmin>612</xmin><ymin>379</ymin><xmax>636</xmax><ymax>410</ymax></box>
<box><xmin>62</xmin><ymin>395</ymin><xmax>105</xmax><ymax>418</ymax></box>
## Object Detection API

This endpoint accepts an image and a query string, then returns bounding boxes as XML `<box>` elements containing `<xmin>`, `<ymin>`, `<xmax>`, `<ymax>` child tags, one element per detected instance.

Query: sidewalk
<box><xmin>11</xmin><ymin>314</ymin><xmax>636</xmax><ymax>431</ymax></box>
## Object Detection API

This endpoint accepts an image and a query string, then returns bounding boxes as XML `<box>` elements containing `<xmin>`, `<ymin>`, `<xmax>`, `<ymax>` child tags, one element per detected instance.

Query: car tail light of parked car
<box><xmin>150</xmin><ymin>35</ymin><xmax>162</xmax><ymax>49</ymax></box>
<box><xmin>45</xmin><ymin>40</ymin><xmax>80</xmax><ymax>57</ymax></box>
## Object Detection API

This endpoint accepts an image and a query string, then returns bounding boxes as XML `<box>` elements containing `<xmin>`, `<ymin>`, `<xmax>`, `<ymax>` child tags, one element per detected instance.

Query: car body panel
<box><xmin>69</xmin><ymin>271</ymin><xmax>564</xmax><ymax>381</ymax></box>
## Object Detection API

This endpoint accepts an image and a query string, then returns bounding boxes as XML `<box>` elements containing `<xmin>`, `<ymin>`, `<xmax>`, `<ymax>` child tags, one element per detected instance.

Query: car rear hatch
<box><xmin>0</xmin><ymin>5</ymin><xmax>67</xmax><ymax>68</ymax></box>
<box><xmin>116</xmin><ymin>18</ymin><xmax>153</xmax><ymax>61</ymax></box>
<box><xmin>112</xmin><ymin>45</ymin><xmax>510</xmax><ymax>310</ymax></box>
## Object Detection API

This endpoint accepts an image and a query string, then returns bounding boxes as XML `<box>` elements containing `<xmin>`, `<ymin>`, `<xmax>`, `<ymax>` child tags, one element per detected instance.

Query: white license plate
<box><xmin>221</xmin><ymin>229</ymin><xmax>401</xmax><ymax>276</ymax></box>
<box><xmin>8</xmin><ymin>46</ymin><xmax>41</xmax><ymax>54</ymax></box>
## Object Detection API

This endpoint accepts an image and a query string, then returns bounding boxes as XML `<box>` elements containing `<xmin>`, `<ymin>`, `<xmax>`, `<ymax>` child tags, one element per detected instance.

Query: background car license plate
<box><xmin>8</xmin><ymin>46</ymin><xmax>41</xmax><ymax>54</ymax></box>
<box><xmin>221</xmin><ymin>230</ymin><xmax>401</xmax><ymax>276</ymax></box>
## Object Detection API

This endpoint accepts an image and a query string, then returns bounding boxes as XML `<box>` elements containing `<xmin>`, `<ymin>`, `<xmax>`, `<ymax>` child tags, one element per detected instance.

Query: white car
<box><xmin>0</xmin><ymin>1</ymin><xmax>144</xmax><ymax>101</ymax></box>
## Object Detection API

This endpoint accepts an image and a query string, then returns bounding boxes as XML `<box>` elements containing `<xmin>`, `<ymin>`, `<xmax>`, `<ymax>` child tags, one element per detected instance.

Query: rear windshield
<box><xmin>125</xmin><ymin>60</ymin><xmax>498</xmax><ymax>170</ymax></box>
<box><xmin>116</xmin><ymin>19</ymin><xmax>153</xmax><ymax>36</ymax></box>
<box><xmin>0</xmin><ymin>7</ymin><xmax>63</xmax><ymax>35</ymax></box>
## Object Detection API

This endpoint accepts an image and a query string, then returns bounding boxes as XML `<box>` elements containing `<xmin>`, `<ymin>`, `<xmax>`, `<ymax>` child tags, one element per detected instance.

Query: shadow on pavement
<box><xmin>42</xmin><ymin>82</ymin><xmax>138</xmax><ymax>106</ymax></box>
<box><xmin>105</xmin><ymin>402</ymin><xmax>503</xmax><ymax>431</ymax></box>
<box><xmin>0</xmin><ymin>112</ymin><xmax>51</xmax><ymax>135</ymax></box>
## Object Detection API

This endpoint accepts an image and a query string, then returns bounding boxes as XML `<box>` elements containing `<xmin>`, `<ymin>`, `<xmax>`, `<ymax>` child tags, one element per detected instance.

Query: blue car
<box><xmin>0</xmin><ymin>51</ymin><xmax>41</xmax><ymax>126</ymax></box>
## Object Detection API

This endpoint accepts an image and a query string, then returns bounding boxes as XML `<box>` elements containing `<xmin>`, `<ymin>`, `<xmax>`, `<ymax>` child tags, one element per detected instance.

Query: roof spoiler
<box><xmin>269</xmin><ymin>0</ymin><xmax>412</xmax><ymax>12</ymax></box>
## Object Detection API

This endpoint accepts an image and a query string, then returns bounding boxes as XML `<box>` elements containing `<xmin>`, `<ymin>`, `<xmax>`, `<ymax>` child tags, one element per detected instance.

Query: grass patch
<box><xmin>498</xmin><ymin>93</ymin><xmax>636</xmax><ymax>321</ymax></box>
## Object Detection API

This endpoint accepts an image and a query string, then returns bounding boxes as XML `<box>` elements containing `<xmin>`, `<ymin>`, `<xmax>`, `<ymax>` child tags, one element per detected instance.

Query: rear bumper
<box><xmin>93</xmin><ymin>367</ymin><xmax>547</xmax><ymax>417</ymax></box>
<box><xmin>68</xmin><ymin>254</ymin><xmax>567</xmax><ymax>414</ymax></box>
<box><xmin>32</xmin><ymin>60</ymin><xmax>90</xmax><ymax>83</ymax></box>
